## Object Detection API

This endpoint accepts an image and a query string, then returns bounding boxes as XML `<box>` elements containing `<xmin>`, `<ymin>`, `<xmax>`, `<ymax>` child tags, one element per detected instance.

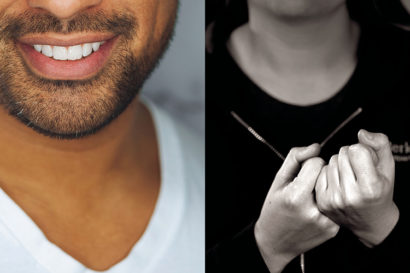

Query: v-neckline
<box><xmin>0</xmin><ymin>97</ymin><xmax>186</xmax><ymax>273</ymax></box>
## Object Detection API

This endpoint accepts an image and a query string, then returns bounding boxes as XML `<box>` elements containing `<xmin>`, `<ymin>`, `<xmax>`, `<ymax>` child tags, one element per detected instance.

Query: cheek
<box><xmin>125</xmin><ymin>1</ymin><xmax>176</xmax><ymax>57</ymax></box>
<box><xmin>115</xmin><ymin>1</ymin><xmax>159</xmax><ymax>56</ymax></box>
<box><xmin>148</xmin><ymin>0</ymin><xmax>177</xmax><ymax>53</ymax></box>
<box><xmin>0</xmin><ymin>1</ymin><xmax>29</xmax><ymax>17</ymax></box>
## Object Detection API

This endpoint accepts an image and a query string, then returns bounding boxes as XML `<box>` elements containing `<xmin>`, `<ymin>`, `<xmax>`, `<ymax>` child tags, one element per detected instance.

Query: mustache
<box><xmin>0</xmin><ymin>10</ymin><xmax>138</xmax><ymax>40</ymax></box>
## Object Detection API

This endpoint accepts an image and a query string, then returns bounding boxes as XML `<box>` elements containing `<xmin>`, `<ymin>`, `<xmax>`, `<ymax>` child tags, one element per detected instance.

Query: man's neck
<box><xmin>0</xmin><ymin>97</ymin><xmax>158</xmax><ymax>199</ymax></box>
<box><xmin>0</xmin><ymin>97</ymin><xmax>160</xmax><ymax>270</ymax></box>
<box><xmin>228</xmin><ymin>3</ymin><xmax>360</xmax><ymax>106</ymax></box>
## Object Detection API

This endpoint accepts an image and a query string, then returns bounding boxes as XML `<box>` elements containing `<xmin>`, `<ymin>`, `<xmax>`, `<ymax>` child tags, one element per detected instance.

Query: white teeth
<box><xmin>42</xmin><ymin>45</ymin><xmax>53</xmax><ymax>57</ymax></box>
<box><xmin>92</xmin><ymin>42</ymin><xmax>100</xmax><ymax>52</ymax></box>
<box><xmin>82</xmin><ymin>43</ymin><xmax>93</xmax><ymax>57</ymax></box>
<box><xmin>53</xmin><ymin>46</ymin><xmax>68</xmax><ymax>60</ymax></box>
<box><xmin>68</xmin><ymin>45</ymin><xmax>83</xmax><ymax>60</ymax></box>
<box><xmin>33</xmin><ymin>41</ymin><xmax>105</xmax><ymax>60</ymax></box>
<box><xmin>34</xmin><ymin>44</ymin><xmax>42</xmax><ymax>52</ymax></box>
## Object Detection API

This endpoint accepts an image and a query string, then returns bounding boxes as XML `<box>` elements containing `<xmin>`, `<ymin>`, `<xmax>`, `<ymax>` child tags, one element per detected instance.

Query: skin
<box><xmin>228</xmin><ymin>0</ymin><xmax>360</xmax><ymax>106</ymax></box>
<box><xmin>245</xmin><ymin>0</ymin><xmax>358</xmax><ymax>271</ymax></box>
<box><xmin>244</xmin><ymin>1</ymin><xmax>398</xmax><ymax>272</ymax></box>
<box><xmin>256</xmin><ymin>132</ymin><xmax>398</xmax><ymax>272</ymax></box>
<box><xmin>255</xmin><ymin>144</ymin><xmax>339</xmax><ymax>273</ymax></box>
<box><xmin>316</xmin><ymin>130</ymin><xmax>398</xmax><ymax>247</ymax></box>
<box><xmin>0</xmin><ymin>0</ymin><xmax>177</xmax><ymax>270</ymax></box>
<box><xmin>398</xmin><ymin>0</ymin><xmax>410</xmax><ymax>31</ymax></box>
<box><xmin>0</xmin><ymin>0</ymin><xmax>176</xmax><ymax>137</ymax></box>
<box><xmin>248</xmin><ymin>0</ymin><xmax>347</xmax><ymax>19</ymax></box>
<box><xmin>402</xmin><ymin>0</ymin><xmax>410</xmax><ymax>13</ymax></box>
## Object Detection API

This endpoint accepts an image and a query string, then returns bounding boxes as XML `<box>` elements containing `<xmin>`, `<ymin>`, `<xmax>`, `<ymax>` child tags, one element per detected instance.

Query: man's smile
<box><xmin>0</xmin><ymin>3</ymin><xmax>175</xmax><ymax>138</ymax></box>
<box><xmin>17</xmin><ymin>34</ymin><xmax>118</xmax><ymax>80</ymax></box>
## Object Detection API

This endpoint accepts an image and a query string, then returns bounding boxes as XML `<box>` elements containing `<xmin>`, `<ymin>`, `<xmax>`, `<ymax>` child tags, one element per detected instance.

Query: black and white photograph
<box><xmin>206</xmin><ymin>0</ymin><xmax>410</xmax><ymax>272</ymax></box>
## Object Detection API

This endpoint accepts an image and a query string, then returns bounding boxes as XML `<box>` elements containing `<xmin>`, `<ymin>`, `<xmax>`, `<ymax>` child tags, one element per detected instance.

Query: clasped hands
<box><xmin>255</xmin><ymin>130</ymin><xmax>399</xmax><ymax>273</ymax></box>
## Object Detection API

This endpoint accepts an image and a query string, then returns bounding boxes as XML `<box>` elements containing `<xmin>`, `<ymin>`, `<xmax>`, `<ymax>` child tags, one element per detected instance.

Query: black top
<box><xmin>206</xmin><ymin>4</ymin><xmax>410</xmax><ymax>273</ymax></box>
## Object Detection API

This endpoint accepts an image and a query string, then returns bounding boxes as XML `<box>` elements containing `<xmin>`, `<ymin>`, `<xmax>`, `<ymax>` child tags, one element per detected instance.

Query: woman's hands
<box><xmin>315</xmin><ymin>130</ymin><xmax>399</xmax><ymax>247</ymax></box>
<box><xmin>255</xmin><ymin>144</ymin><xmax>339</xmax><ymax>273</ymax></box>
<box><xmin>255</xmin><ymin>130</ymin><xmax>399</xmax><ymax>273</ymax></box>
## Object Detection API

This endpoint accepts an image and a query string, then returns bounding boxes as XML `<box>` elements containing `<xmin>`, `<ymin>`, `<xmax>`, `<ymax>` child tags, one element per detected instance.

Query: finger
<box><xmin>348</xmin><ymin>143</ymin><xmax>379</xmax><ymax>187</ymax></box>
<box><xmin>358</xmin><ymin>129</ymin><xmax>395</xmax><ymax>180</ymax></box>
<box><xmin>315</xmin><ymin>165</ymin><xmax>328</xmax><ymax>195</ymax></box>
<box><xmin>275</xmin><ymin>143</ymin><xmax>320</xmax><ymax>185</ymax></box>
<box><xmin>315</xmin><ymin>165</ymin><xmax>328</xmax><ymax>210</ymax></box>
<box><xmin>338</xmin><ymin>146</ymin><xmax>357</xmax><ymax>197</ymax></box>
<box><xmin>294</xmin><ymin>157</ymin><xmax>325</xmax><ymax>193</ymax></box>
<box><xmin>327</xmin><ymin>155</ymin><xmax>344</xmax><ymax>208</ymax></box>
<box><xmin>327</xmin><ymin>155</ymin><xmax>340</xmax><ymax>191</ymax></box>
<box><xmin>357</xmin><ymin>130</ymin><xmax>379</xmax><ymax>163</ymax></box>
<box><xmin>324</xmin><ymin>155</ymin><xmax>349</xmax><ymax>222</ymax></box>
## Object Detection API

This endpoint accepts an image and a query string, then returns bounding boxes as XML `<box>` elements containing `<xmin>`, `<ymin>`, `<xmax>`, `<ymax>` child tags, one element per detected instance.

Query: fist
<box><xmin>315</xmin><ymin>130</ymin><xmax>399</xmax><ymax>247</ymax></box>
<box><xmin>255</xmin><ymin>144</ymin><xmax>339</xmax><ymax>273</ymax></box>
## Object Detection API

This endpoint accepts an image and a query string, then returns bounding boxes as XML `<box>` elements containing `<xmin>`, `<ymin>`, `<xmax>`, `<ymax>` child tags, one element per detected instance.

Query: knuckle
<box><xmin>361</xmin><ymin>185</ymin><xmax>383</xmax><ymax>201</ymax></box>
<box><xmin>304</xmin><ymin>157</ymin><xmax>325</xmax><ymax>169</ymax></box>
<box><xmin>329</xmin><ymin>154</ymin><xmax>338</xmax><ymax>165</ymax></box>
<box><xmin>331</xmin><ymin>193</ymin><xmax>345</xmax><ymax>210</ymax></box>
<box><xmin>288</xmin><ymin>147</ymin><xmax>300</xmax><ymax>158</ymax></box>
<box><xmin>350</xmin><ymin>143</ymin><xmax>365</xmax><ymax>153</ymax></box>
<box><xmin>344</xmin><ymin>194</ymin><xmax>362</xmax><ymax>208</ymax></box>
<box><xmin>349</xmin><ymin>143</ymin><xmax>372</xmax><ymax>158</ymax></box>
<box><xmin>332</xmin><ymin>192</ymin><xmax>342</xmax><ymax>206</ymax></box>
<box><xmin>283</xmin><ymin>192</ymin><xmax>303</xmax><ymax>209</ymax></box>
<box><xmin>312</xmin><ymin>157</ymin><xmax>325</xmax><ymax>167</ymax></box>
<box><xmin>364</xmin><ymin>176</ymin><xmax>379</xmax><ymax>186</ymax></box>
<box><xmin>339</xmin><ymin>146</ymin><xmax>349</xmax><ymax>155</ymax></box>
<box><xmin>376</xmin><ymin>133</ymin><xmax>389</xmax><ymax>145</ymax></box>
<box><xmin>316</xmin><ymin>195</ymin><xmax>330</xmax><ymax>212</ymax></box>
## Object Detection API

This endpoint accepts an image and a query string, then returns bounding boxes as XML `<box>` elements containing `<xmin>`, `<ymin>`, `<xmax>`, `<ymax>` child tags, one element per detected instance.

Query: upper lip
<box><xmin>17</xmin><ymin>33</ymin><xmax>116</xmax><ymax>46</ymax></box>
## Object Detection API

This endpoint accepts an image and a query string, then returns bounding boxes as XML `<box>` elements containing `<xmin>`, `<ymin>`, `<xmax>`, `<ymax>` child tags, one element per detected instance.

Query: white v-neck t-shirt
<box><xmin>0</xmin><ymin>97</ymin><xmax>204</xmax><ymax>273</ymax></box>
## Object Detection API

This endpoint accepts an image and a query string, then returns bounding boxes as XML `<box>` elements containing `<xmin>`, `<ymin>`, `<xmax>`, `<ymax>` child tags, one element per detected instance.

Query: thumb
<box><xmin>358</xmin><ymin>129</ymin><xmax>394</xmax><ymax>181</ymax></box>
<box><xmin>274</xmin><ymin>143</ymin><xmax>321</xmax><ymax>186</ymax></box>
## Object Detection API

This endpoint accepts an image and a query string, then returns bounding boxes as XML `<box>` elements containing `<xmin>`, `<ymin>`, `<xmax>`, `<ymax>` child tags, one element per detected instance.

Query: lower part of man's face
<box><xmin>0</xmin><ymin>8</ymin><xmax>176</xmax><ymax>139</ymax></box>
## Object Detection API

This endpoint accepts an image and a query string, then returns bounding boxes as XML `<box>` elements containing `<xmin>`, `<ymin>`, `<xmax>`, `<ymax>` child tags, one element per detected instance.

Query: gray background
<box><xmin>143</xmin><ymin>0</ymin><xmax>205</xmax><ymax>134</ymax></box>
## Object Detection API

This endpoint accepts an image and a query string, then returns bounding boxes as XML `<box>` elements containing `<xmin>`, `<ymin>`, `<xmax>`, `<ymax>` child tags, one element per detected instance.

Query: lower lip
<box><xmin>17</xmin><ymin>37</ymin><xmax>117</xmax><ymax>80</ymax></box>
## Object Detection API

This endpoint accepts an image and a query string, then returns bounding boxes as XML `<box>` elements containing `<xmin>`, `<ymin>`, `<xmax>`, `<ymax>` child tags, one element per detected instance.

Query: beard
<box><xmin>0</xmin><ymin>10</ymin><xmax>175</xmax><ymax>139</ymax></box>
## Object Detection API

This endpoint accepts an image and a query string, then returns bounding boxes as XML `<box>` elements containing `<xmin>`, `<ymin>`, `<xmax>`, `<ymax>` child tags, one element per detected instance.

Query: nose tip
<box><xmin>27</xmin><ymin>0</ymin><xmax>102</xmax><ymax>20</ymax></box>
